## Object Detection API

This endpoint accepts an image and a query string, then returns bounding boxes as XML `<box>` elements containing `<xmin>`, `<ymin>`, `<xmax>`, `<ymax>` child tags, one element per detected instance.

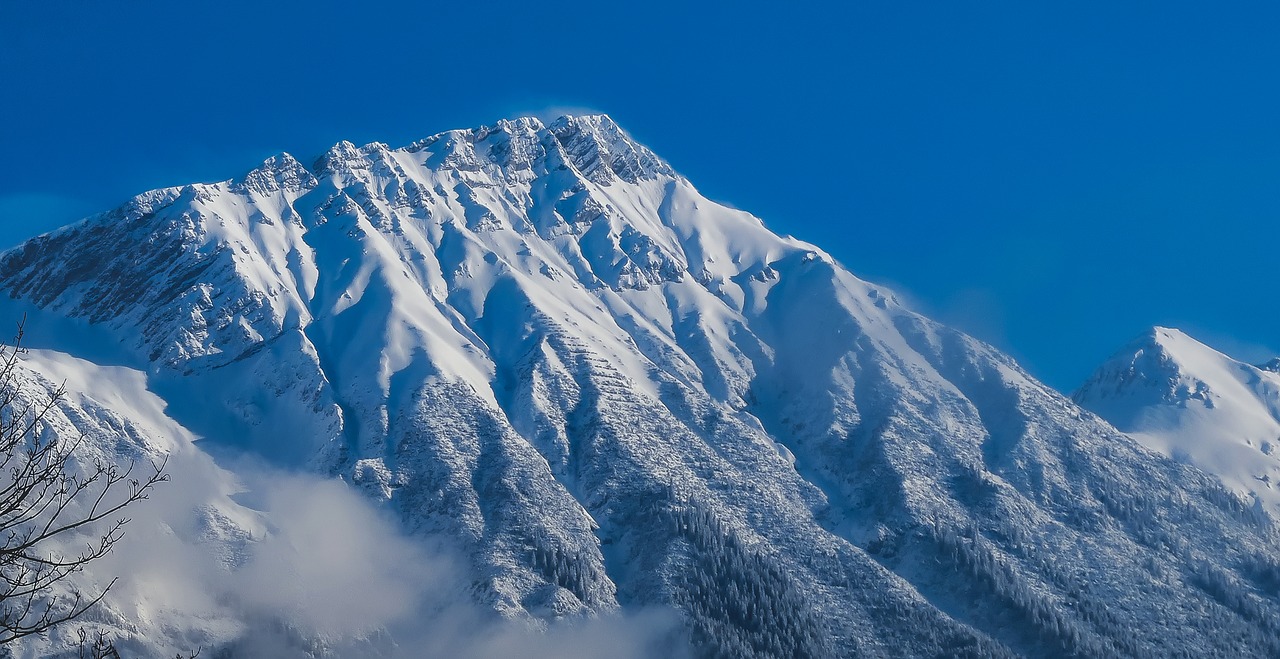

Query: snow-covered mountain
<box><xmin>1</xmin><ymin>115</ymin><xmax>1279</xmax><ymax>657</ymax></box>
<box><xmin>1075</xmin><ymin>327</ymin><xmax>1280</xmax><ymax>512</ymax></box>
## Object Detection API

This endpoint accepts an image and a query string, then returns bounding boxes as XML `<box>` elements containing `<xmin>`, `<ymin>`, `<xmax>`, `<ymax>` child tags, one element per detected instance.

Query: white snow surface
<box><xmin>0</xmin><ymin>114</ymin><xmax>1277</xmax><ymax>657</ymax></box>
<box><xmin>1075</xmin><ymin>326</ymin><xmax>1280</xmax><ymax>511</ymax></box>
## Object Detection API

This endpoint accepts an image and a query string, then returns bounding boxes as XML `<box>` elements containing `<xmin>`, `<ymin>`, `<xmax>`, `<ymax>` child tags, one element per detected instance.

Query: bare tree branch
<box><xmin>0</xmin><ymin>316</ymin><xmax>169</xmax><ymax>646</ymax></box>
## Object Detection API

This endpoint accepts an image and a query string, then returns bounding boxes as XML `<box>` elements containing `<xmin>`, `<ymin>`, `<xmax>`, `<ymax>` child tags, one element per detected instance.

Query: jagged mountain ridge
<box><xmin>1075</xmin><ymin>326</ymin><xmax>1280</xmax><ymax>512</ymax></box>
<box><xmin>2</xmin><ymin>115</ymin><xmax>1279</xmax><ymax>657</ymax></box>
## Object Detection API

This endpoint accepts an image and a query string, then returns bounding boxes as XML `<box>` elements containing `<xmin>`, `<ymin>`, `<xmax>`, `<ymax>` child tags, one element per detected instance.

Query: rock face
<box><xmin>2</xmin><ymin>115</ymin><xmax>1279</xmax><ymax>657</ymax></box>
<box><xmin>1076</xmin><ymin>326</ymin><xmax>1280</xmax><ymax>512</ymax></box>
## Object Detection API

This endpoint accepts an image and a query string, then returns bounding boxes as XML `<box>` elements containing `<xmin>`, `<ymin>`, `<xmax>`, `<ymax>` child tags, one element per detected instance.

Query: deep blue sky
<box><xmin>2</xmin><ymin>1</ymin><xmax>1277</xmax><ymax>391</ymax></box>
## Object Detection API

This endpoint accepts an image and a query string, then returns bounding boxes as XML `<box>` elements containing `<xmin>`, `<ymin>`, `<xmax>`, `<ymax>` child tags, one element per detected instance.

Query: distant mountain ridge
<box><xmin>1</xmin><ymin>115</ymin><xmax>1279</xmax><ymax>657</ymax></box>
<box><xmin>1075</xmin><ymin>326</ymin><xmax>1280</xmax><ymax>512</ymax></box>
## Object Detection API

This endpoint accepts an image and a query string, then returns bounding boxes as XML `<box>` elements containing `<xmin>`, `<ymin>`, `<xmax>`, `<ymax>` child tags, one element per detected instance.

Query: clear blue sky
<box><xmin>2</xmin><ymin>1</ymin><xmax>1277</xmax><ymax>391</ymax></box>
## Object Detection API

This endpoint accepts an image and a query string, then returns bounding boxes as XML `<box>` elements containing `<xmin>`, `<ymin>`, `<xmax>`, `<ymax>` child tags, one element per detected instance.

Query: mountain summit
<box><xmin>2</xmin><ymin>116</ymin><xmax>1279</xmax><ymax>657</ymax></box>
<box><xmin>1075</xmin><ymin>326</ymin><xmax>1280</xmax><ymax>511</ymax></box>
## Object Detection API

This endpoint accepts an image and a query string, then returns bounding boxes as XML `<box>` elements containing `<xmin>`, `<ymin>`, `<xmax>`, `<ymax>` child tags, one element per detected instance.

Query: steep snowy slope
<box><xmin>4</xmin><ymin>348</ymin><xmax>492</xmax><ymax>659</ymax></box>
<box><xmin>1075</xmin><ymin>327</ymin><xmax>1280</xmax><ymax>511</ymax></box>
<box><xmin>0</xmin><ymin>347</ymin><xmax>261</xmax><ymax>657</ymax></box>
<box><xmin>1</xmin><ymin>115</ymin><xmax>1279</xmax><ymax>657</ymax></box>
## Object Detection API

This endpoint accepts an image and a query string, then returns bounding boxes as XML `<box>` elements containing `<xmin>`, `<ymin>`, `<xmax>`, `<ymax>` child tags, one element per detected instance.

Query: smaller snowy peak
<box><xmin>231</xmin><ymin>152</ymin><xmax>317</xmax><ymax>196</ymax></box>
<box><xmin>468</xmin><ymin>116</ymin><xmax>546</xmax><ymax>172</ymax></box>
<box><xmin>1076</xmin><ymin>326</ymin><xmax>1280</xmax><ymax>511</ymax></box>
<box><xmin>1257</xmin><ymin>357</ymin><xmax>1280</xmax><ymax>373</ymax></box>
<box><xmin>1078</xmin><ymin>327</ymin><xmax>1280</xmax><ymax>414</ymax></box>
<box><xmin>312</xmin><ymin>140</ymin><xmax>367</xmax><ymax>178</ymax></box>
<box><xmin>472</xmin><ymin>115</ymin><xmax>547</xmax><ymax>145</ymax></box>
<box><xmin>101</xmin><ymin>185</ymin><xmax>188</xmax><ymax>224</ymax></box>
<box><xmin>1072</xmin><ymin>326</ymin><xmax>1211</xmax><ymax>414</ymax></box>
<box><xmin>404</xmin><ymin>115</ymin><xmax>545</xmax><ymax>153</ymax></box>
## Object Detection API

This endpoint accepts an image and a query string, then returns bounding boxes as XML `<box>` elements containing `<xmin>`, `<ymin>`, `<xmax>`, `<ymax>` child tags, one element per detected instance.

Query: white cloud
<box><xmin>80</xmin><ymin>450</ymin><xmax>687</xmax><ymax>658</ymax></box>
